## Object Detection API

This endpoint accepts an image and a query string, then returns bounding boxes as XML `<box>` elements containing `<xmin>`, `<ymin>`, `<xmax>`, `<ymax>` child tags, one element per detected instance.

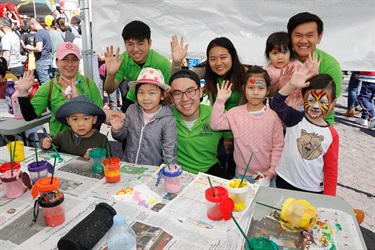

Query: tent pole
<box><xmin>81</xmin><ymin>0</ymin><xmax>93</xmax><ymax>80</ymax></box>
<box><xmin>33</xmin><ymin>0</ymin><xmax>36</xmax><ymax>17</ymax></box>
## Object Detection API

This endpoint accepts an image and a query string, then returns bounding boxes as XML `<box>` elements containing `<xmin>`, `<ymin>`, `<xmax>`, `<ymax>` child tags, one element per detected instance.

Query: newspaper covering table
<box><xmin>0</xmin><ymin>147</ymin><xmax>259</xmax><ymax>250</ymax></box>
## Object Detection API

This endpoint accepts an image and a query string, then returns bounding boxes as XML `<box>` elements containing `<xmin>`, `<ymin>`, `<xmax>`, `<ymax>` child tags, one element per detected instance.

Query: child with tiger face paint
<box><xmin>272</xmin><ymin>71</ymin><xmax>339</xmax><ymax>196</ymax></box>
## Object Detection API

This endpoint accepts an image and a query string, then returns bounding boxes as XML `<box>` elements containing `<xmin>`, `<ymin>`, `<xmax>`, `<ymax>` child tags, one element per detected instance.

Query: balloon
<box><xmin>44</xmin><ymin>15</ymin><xmax>54</xmax><ymax>27</ymax></box>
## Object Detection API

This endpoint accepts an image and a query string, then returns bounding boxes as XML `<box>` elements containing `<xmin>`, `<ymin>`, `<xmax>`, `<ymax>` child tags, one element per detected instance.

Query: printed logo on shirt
<box><xmin>297</xmin><ymin>129</ymin><xmax>324</xmax><ymax>160</ymax></box>
<box><xmin>199</xmin><ymin>123</ymin><xmax>213</xmax><ymax>137</ymax></box>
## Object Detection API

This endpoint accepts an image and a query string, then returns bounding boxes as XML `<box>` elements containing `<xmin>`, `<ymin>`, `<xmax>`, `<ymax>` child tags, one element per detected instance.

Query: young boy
<box><xmin>41</xmin><ymin>96</ymin><xmax>108</xmax><ymax>158</ymax></box>
<box><xmin>272</xmin><ymin>70</ymin><xmax>339</xmax><ymax>196</ymax></box>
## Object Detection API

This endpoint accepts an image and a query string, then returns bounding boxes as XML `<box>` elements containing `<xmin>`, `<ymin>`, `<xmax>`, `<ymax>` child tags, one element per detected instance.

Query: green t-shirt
<box><xmin>173</xmin><ymin>104</ymin><xmax>224</xmax><ymax>174</ymax></box>
<box><xmin>295</xmin><ymin>48</ymin><xmax>342</xmax><ymax>126</ymax></box>
<box><xmin>31</xmin><ymin>74</ymin><xmax>103</xmax><ymax>136</ymax></box>
<box><xmin>115</xmin><ymin>49</ymin><xmax>171</xmax><ymax>102</ymax></box>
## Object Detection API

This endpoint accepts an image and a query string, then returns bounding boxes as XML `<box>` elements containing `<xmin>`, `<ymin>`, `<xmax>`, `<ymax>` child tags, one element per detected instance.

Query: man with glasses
<box><xmin>169</xmin><ymin>69</ymin><xmax>231</xmax><ymax>180</ymax></box>
<box><xmin>104</xmin><ymin>20</ymin><xmax>171</xmax><ymax>112</ymax></box>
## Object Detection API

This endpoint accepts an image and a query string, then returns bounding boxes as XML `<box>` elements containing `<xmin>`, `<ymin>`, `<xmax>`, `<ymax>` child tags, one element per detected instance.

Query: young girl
<box><xmin>110</xmin><ymin>68</ymin><xmax>177</xmax><ymax>166</ymax></box>
<box><xmin>210</xmin><ymin>66</ymin><xmax>284</xmax><ymax>185</ymax></box>
<box><xmin>272</xmin><ymin>71</ymin><xmax>339</xmax><ymax>196</ymax></box>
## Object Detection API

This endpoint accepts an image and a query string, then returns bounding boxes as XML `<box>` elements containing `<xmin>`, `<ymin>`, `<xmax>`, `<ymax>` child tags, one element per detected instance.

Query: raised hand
<box><xmin>216</xmin><ymin>80</ymin><xmax>233</xmax><ymax>101</ymax></box>
<box><xmin>17</xmin><ymin>70</ymin><xmax>35</xmax><ymax>95</ymax></box>
<box><xmin>304</xmin><ymin>52</ymin><xmax>321</xmax><ymax>78</ymax></box>
<box><xmin>289</xmin><ymin>68</ymin><xmax>310</xmax><ymax>89</ymax></box>
<box><xmin>104</xmin><ymin>45</ymin><xmax>124</xmax><ymax>76</ymax></box>
<box><xmin>110</xmin><ymin>114</ymin><xmax>124</xmax><ymax>132</ymax></box>
<box><xmin>278</xmin><ymin>65</ymin><xmax>295</xmax><ymax>89</ymax></box>
<box><xmin>170</xmin><ymin>35</ymin><xmax>188</xmax><ymax>63</ymax></box>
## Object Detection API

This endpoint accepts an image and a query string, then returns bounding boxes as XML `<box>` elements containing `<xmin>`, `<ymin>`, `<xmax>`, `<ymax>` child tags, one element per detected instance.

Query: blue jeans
<box><xmin>348</xmin><ymin>72</ymin><xmax>360</xmax><ymax>110</ymax></box>
<box><xmin>358</xmin><ymin>81</ymin><xmax>375</xmax><ymax>119</ymax></box>
<box><xmin>36</xmin><ymin>59</ymin><xmax>52</xmax><ymax>84</ymax></box>
<box><xmin>235</xmin><ymin>171</ymin><xmax>276</xmax><ymax>187</ymax></box>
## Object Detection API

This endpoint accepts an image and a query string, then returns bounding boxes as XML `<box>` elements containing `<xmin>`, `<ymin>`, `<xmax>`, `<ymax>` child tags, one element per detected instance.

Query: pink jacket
<box><xmin>210</xmin><ymin>99</ymin><xmax>284</xmax><ymax>176</ymax></box>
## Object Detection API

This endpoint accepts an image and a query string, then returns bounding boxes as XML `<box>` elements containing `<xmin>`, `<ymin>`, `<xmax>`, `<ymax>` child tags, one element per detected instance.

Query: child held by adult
<box><xmin>264</xmin><ymin>32</ymin><xmax>320</xmax><ymax>109</ymax></box>
<box><xmin>210</xmin><ymin>66</ymin><xmax>284</xmax><ymax>185</ymax></box>
<box><xmin>41</xmin><ymin>96</ymin><xmax>109</xmax><ymax>158</ymax></box>
<box><xmin>272</xmin><ymin>69</ymin><xmax>339</xmax><ymax>196</ymax></box>
<box><xmin>110</xmin><ymin>68</ymin><xmax>177</xmax><ymax>166</ymax></box>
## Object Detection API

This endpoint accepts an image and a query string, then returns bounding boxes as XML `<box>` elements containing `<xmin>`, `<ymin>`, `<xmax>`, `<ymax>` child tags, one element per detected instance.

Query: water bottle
<box><xmin>106</xmin><ymin>214</ymin><xmax>136</xmax><ymax>250</ymax></box>
<box><xmin>5</xmin><ymin>78</ymin><xmax>15</xmax><ymax>114</ymax></box>
<box><xmin>29</xmin><ymin>79</ymin><xmax>39</xmax><ymax>100</ymax></box>
<box><xmin>12</xmin><ymin>83</ymin><xmax>23</xmax><ymax>119</ymax></box>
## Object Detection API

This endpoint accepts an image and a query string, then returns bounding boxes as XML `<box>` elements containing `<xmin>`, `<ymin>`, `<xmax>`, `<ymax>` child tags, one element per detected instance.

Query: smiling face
<box><xmin>303</xmin><ymin>89</ymin><xmax>331</xmax><ymax>120</ymax></box>
<box><xmin>125</xmin><ymin>38</ymin><xmax>151</xmax><ymax>64</ymax></box>
<box><xmin>244</xmin><ymin>76</ymin><xmax>269</xmax><ymax>112</ymax></box>
<box><xmin>171</xmin><ymin>78</ymin><xmax>203</xmax><ymax>121</ymax></box>
<box><xmin>66</xmin><ymin>113</ymin><xmax>97</xmax><ymax>138</ymax></box>
<box><xmin>269</xmin><ymin>48</ymin><xmax>291</xmax><ymax>69</ymax></box>
<box><xmin>291</xmin><ymin>22</ymin><xmax>322</xmax><ymax>62</ymax></box>
<box><xmin>208</xmin><ymin>46</ymin><xmax>233</xmax><ymax>77</ymax></box>
<box><xmin>56</xmin><ymin>54</ymin><xmax>80</xmax><ymax>80</ymax></box>
<box><xmin>136</xmin><ymin>83</ymin><xmax>163</xmax><ymax>114</ymax></box>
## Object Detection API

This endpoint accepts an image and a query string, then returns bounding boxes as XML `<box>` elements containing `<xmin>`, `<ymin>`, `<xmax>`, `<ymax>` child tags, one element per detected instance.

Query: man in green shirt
<box><xmin>104</xmin><ymin>20</ymin><xmax>171</xmax><ymax>112</ymax></box>
<box><xmin>287</xmin><ymin>12</ymin><xmax>342</xmax><ymax>126</ymax></box>
<box><xmin>170</xmin><ymin>69</ymin><xmax>231</xmax><ymax>180</ymax></box>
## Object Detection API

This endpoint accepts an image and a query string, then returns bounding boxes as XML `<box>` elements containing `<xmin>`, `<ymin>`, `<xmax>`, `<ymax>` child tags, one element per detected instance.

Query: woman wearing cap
<box><xmin>110</xmin><ymin>67</ymin><xmax>177</xmax><ymax>166</ymax></box>
<box><xmin>17</xmin><ymin>42</ymin><xmax>103</xmax><ymax>136</ymax></box>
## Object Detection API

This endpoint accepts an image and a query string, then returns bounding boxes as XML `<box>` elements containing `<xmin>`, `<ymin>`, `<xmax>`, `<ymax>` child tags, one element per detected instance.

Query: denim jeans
<box><xmin>358</xmin><ymin>81</ymin><xmax>375</xmax><ymax>119</ymax></box>
<box><xmin>36</xmin><ymin>59</ymin><xmax>52</xmax><ymax>84</ymax></box>
<box><xmin>348</xmin><ymin>72</ymin><xmax>360</xmax><ymax>110</ymax></box>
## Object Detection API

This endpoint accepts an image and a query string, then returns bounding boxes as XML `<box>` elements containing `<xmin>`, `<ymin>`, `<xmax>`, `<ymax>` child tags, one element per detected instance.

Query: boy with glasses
<box><xmin>169</xmin><ymin>69</ymin><xmax>231</xmax><ymax>180</ymax></box>
<box><xmin>104</xmin><ymin>20</ymin><xmax>171</xmax><ymax>112</ymax></box>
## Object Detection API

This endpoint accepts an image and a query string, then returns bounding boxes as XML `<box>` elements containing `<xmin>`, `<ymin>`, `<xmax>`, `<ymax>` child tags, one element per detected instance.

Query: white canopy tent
<box><xmin>80</xmin><ymin>0</ymin><xmax>375</xmax><ymax>79</ymax></box>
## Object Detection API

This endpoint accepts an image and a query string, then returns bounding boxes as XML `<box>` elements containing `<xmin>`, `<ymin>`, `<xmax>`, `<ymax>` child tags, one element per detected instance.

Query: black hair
<box><xmin>287</xmin><ymin>12</ymin><xmax>324</xmax><ymax>35</ymax></box>
<box><xmin>302</xmin><ymin>74</ymin><xmax>336</xmax><ymax>100</ymax></box>
<box><xmin>0</xmin><ymin>57</ymin><xmax>8</xmax><ymax>70</ymax></box>
<box><xmin>204</xmin><ymin>37</ymin><xmax>245</xmax><ymax>94</ymax></box>
<box><xmin>169</xmin><ymin>69</ymin><xmax>200</xmax><ymax>88</ymax></box>
<box><xmin>122</xmin><ymin>20</ymin><xmax>151</xmax><ymax>42</ymax></box>
<box><xmin>135</xmin><ymin>82</ymin><xmax>165</xmax><ymax>104</ymax></box>
<box><xmin>244</xmin><ymin>66</ymin><xmax>271</xmax><ymax>89</ymax></box>
<box><xmin>265</xmin><ymin>31</ymin><xmax>294</xmax><ymax>60</ymax></box>
<box><xmin>0</xmin><ymin>63</ymin><xmax>6</xmax><ymax>78</ymax></box>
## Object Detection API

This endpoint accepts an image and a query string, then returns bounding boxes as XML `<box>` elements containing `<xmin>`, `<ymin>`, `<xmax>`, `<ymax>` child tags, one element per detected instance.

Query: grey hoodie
<box><xmin>112</xmin><ymin>103</ymin><xmax>177</xmax><ymax>166</ymax></box>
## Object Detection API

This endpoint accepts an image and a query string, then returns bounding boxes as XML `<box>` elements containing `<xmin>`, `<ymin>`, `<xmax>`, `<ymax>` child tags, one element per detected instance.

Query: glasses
<box><xmin>171</xmin><ymin>87</ymin><xmax>199</xmax><ymax>100</ymax></box>
<box><xmin>125</xmin><ymin>41</ymin><xmax>148</xmax><ymax>51</ymax></box>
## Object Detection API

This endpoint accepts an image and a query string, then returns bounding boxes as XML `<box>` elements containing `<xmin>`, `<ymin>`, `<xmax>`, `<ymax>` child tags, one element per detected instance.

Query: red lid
<box><xmin>220</xmin><ymin>197</ymin><xmax>234</xmax><ymax>220</ymax></box>
<box><xmin>0</xmin><ymin>162</ymin><xmax>21</xmax><ymax>172</ymax></box>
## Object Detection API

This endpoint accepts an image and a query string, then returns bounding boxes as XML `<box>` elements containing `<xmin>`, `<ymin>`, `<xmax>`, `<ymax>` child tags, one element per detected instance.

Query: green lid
<box><xmin>249</xmin><ymin>237</ymin><xmax>279</xmax><ymax>250</ymax></box>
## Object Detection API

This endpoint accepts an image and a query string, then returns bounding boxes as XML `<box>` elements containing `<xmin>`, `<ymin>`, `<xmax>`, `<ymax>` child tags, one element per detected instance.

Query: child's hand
<box><xmin>278</xmin><ymin>65</ymin><xmax>295</xmax><ymax>89</ymax></box>
<box><xmin>84</xmin><ymin>148</ymin><xmax>92</xmax><ymax>159</ymax></box>
<box><xmin>110</xmin><ymin>114</ymin><xmax>124</xmax><ymax>132</ymax></box>
<box><xmin>216</xmin><ymin>80</ymin><xmax>233</xmax><ymax>101</ymax></box>
<box><xmin>262</xmin><ymin>171</ymin><xmax>274</xmax><ymax>181</ymax></box>
<box><xmin>304</xmin><ymin>52</ymin><xmax>321</xmax><ymax>78</ymax></box>
<box><xmin>42</xmin><ymin>137</ymin><xmax>53</xmax><ymax>149</ymax></box>
<box><xmin>289</xmin><ymin>68</ymin><xmax>310</xmax><ymax>89</ymax></box>
<box><xmin>285</xmin><ymin>91</ymin><xmax>303</xmax><ymax>110</ymax></box>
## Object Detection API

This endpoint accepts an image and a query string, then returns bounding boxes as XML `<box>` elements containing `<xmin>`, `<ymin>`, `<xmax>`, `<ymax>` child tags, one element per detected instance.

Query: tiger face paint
<box><xmin>303</xmin><ymin>90</ymin><xmax>331</xmax><ymax>119</ymax></box>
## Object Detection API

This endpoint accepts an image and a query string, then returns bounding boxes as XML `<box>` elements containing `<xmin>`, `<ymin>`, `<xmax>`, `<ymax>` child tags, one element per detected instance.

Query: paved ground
<box><xmin>334</xmin><ymin>74</ymin><xmax>375</xmax><ymax>249</ymax></box>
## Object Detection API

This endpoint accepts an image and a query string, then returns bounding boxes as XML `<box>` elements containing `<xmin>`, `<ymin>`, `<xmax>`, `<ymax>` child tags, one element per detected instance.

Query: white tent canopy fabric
<box><xmin>90</xmin><ymin>0</ymin><xmax>375</xmax><ymax>73</ymax></box>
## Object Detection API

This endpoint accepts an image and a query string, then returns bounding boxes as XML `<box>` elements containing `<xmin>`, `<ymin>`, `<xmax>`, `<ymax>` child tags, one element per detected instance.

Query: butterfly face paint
<box><xmin>303</xmin><ymin>90</ymin><xmax>331</xmax><ymax>119</ymax></box>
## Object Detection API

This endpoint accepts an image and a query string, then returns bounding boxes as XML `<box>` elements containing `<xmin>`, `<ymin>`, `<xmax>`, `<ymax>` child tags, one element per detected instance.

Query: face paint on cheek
<box><xmin>303</xmin><ymin>90</ymin><xmax>331</xmax><ymax>118</ymax></box>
